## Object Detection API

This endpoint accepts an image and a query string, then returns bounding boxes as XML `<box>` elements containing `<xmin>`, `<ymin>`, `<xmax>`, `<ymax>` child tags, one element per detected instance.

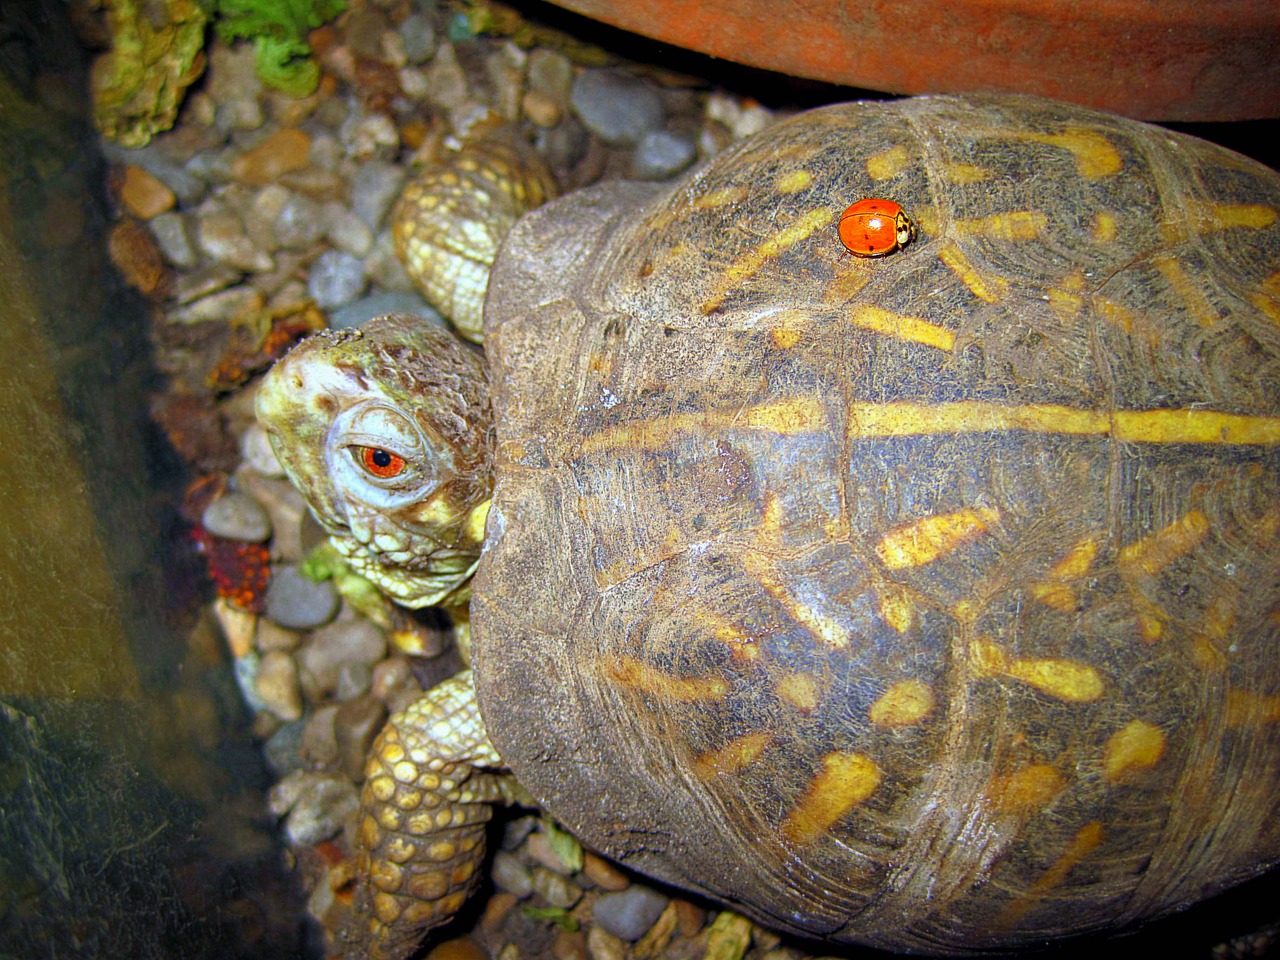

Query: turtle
<box><xmin>255</xmin><ymin>94</ymin><xmax>1280</xmax><ymax>959</ymax></box>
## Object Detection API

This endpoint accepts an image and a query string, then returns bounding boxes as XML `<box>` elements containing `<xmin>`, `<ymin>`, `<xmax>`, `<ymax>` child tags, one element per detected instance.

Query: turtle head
<box><xmin>256</xmin><ymin>314</ymin><xmax>493</xmax><ymax>608</ymax></box>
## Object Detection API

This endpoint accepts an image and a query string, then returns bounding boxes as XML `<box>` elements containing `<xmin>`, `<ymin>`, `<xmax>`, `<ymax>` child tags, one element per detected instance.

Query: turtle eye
<box><xmin>356</xmin><ymin>445</ymin><xmax>407</xmax><ymax>479</ymax></box>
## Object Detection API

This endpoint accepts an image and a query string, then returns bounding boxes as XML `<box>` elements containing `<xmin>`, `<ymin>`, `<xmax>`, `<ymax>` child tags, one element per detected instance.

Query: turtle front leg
<box><xmin>347</xmin><ymin>669</ymin><xmax>516</xmax><ymax>960</ymax></box>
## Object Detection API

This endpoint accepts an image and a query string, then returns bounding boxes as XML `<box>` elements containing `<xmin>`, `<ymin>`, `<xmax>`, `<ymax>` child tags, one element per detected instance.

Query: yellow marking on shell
<box><xmin>465</xmin><ymin>499</ymin><xmax>491</xmax><ymax>544</ymax></box>
<box><xmin>944</xmin><ymin>163</ymin><xmax>992</xmax><ymax>184</ymax></box>
<box><xmin>954</xmin><ymin>211</ymin><xmax>1048</xmax><ymax>241</ymax></box>
<box><xmin>693</xmin><ymin>731</ymin><xmax>773</xmax><ymax>777</ymax></box>
<box><xmin>1046</xmin><ymin>271</ymin><xmax>1086</xmax><ymax>320</ymax></box>
<box><xmin>743</xmin><ymin>551</ymin><xmax>851</xmax><ymax>649</ymax></box>
<box><xmin>1091</xmin><ymin>212</ymin><xmax>1118</xmax><ymax>243</ymax></box>
<box><xmin>775</xmin><ymin>169</ymin><xmax>813</xmax><ymax>193</ymax></box>
<box><xmin>1103</xmin><ymin>720</ymin><xmax>1165</xmax><ymax>781</ymax></box>
<box><xmin>1000</xmin><ymin>821</ymin><xmax>1104</xmax><ymax>929</ymax></box>
<box><xmin>701</xmin><ymin>207</ymin><xmax>835</xmax><ymax>313</ymax></box>
<box><xmin>875</xmin><ymin>507</ymin><xmax>999</xmax><ymax>569</ymax></box>
<box><xmin>848</xmin><ymin>401</ymin><xmax>1280</xmax><ymax>445</ymax></box>
<box><xmin>770</xmin><ymin>309</ymin><xmax>806</xmax><ymax>348</ymax></box>
<box><xmin>699</xmin><ymin>610</ymin><xmax>762</xmax><ymax>662</ymax></box>
<box><xmin>937</xmin><ymin>242</ymin><xmax>1004</xmax><ymax>302</ymax></box>
<box><xmin>1030</xmin><ymin>537</ymin><xmax>1098</xmax><ymax>612</ymax></box>
<box><xmin>1018</xmin><ymin>129</ymin><xmax>1123</xmax><ymax>178</ymax></box>
<box><xmin>579</xmin><ymin>398</ymin><xmax>825</xmax><ymax>454</ymax></box>
<box><xmin>851</xmin><ymin>304</ymin><xmax>956</xmax><ymax>351</ymax></box>
<box><xmin>878</xmin><ymin>584</ymin><xmax>917</xmax><ymax>633</ymax></box>
<box><xmin>866</xmin><ymin>144</ymin><xmax>910</xmax><ymax>180</ymax></box>
<box><xmin>1154</xmin><ymin>253</ymin><xmax>1220</xmax><ymax>327</ymax></box>
<box><xmin>1119</xmin><ymin>510</ymin><xmax>1210</xmax><ymax>579</ymax></box>
<box><xmin>869</xmin><ymin>679</ymin><xmax>934</xmax><ymax>728</ymax></box>
<box><xmin>604</xmin><ymin>655</ymin><xmax>729</xmax><ymax>702</ymax></box>
<box><xmin>777</xmin><ymin>673</ymin><xmax>821</xmax><ymax>713</ymax></box>
<box><xmin>1161</xmin><ymin>202</ymin><xmax>1279</xmax><ymax>245</ymax></box>
<box><xmin>694</xmin><ymin>185</ymin><xmax>750</xmax><ymax>208</ymax></box>
<box><xmin>971</xmin><ymin>638</ymin><xmax>1103</xmax><ymax>702</ymax></box>
<box><xmin>1190</xmin><ymin>590</ymin><xmax>1238</xmax><ymax>672</ymax></box>
<box><xmin>780</xmin><ymin>752</ymin><xmax>882</xmax><ymax>846</ymax></box>
<box><xmin>1249</xmin><ymin>271</ymin><xmax>1280</xmax><ymax>325</ymax></box>
<box><xmin>1225</xmin><ymin>688</ymin><xmax>1280</xmax><ymax>728</ymax></box>
<box><xmin>986</xmin><ymin>764</ymin><xmax>1067</xmax><ymax>814</ymax></box>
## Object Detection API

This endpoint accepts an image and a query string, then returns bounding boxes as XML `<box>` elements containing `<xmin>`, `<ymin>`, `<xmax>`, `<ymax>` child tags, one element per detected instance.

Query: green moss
<box><xmin>209</xmin><ymin>0</ymin><xmax>346</xmax><ymax>97</ymax></box>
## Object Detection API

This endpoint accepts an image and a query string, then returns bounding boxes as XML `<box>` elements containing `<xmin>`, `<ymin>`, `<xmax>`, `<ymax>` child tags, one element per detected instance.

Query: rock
<box><xmin>350</xmin><ymin>161</ymin><xmax>407</xmax><ymax>230</ymax></box>
<box><xmin>196</xmin><ymin>200</ymin><xmax>274</xmax><ymax>272</ymax></box>
<box><xmin>364</xmin><ymin>230</ymin><xmax>418</xmax><ymax>292</ymax></box>
<box><xmin>673</xmin><ymin>899</ymin><xmax>706</xmax><ymax>938</ymax></box>
<box><xmin>119</xmin><ymin>165</ymin><xmax>176</xmax><ymax>219</ymax></box>
<box><xmin>308</xmin><ymin>249</ymin><xmax>367</xmax><ymax>308</ymax></box>
<box><xmin>592</xmin><ymin>885</ymin><xmax>670</xmax><ymax>941</ymax></box>
<box><xmin>586</xmin><ymin>926</ymin><xmax>627</xmax><ymax>960</ymax></box>
<box><xmin>571</xmin><ymin>70</ymin><xmax>665</xmax><ymax>146</ymax></box>
<box><xmin>531</xmin><ymin>867</ymin><xmax>583</xmax><ymax>910</ymax></box>
<box><xmin>334</xmin><ymin>694</ymin><xmax>387</xmax><ymax>781</ymax></box>
<box><xmin>240</xmin><ymin>423</ymin><xmax>286</xmax><ymax>478</ymax></box>
<box><xmin>522</xmin><ymin>90</ymin><xmax>561</xmax><ymax>128</ymax></box>
<box><xmin>169</xmin><ymin>286</ymin><xmax>265</xmax><ymax>326</ymax></box>
<box><xmin>491</xmin><ymin>850</ymin><xmax>534</xmax><ymax>898</ymax></box>
<box><xmin>369</xmin><ymin>654</ymin><xmax>422</xmax><ymax>705</ymax></box>
<box><xmin>148</xmin><ymin>211</ymin><xmax>197</xmax><ymax>268</ymax></box>
<box><xmin>501</xmin><ymin>814</ymin><xmax>539</xmax><ymax>851</ymax></box>
<box><xmin>329</xmin><ymin>290</ymin><xmax>436</xmax><ymax>330</ymax></box>
<box><xmin>526</xmin><ymin>828</ymin><xmax>582</xmax><ymax>875</ymax></box>
<box><xmin>255</xmin><ymin>650</ymin><xmax>303</xmax><ymax>721</ymax></box>
<box><xmin>552</xmin><ymin>930</ymin><xmax>588</xmax><ymax>960</ymax></box>
<box><xmin>262</xmin><ymin>719</ymin><xmax>306</xmax><ymax>776</ymax></box>
<box><xmin>202</xmin><ymin>489</ymin><xmax>272</xmax><ymax>541</ymax></box>
<box><xmin>582</xmin><ymin>851</ymin><xmax>630</xmax><ymax>891</ymax></box>
<box><xmin>633</xmin><ymin>900</ymin><xmax>680</xmax><ymax>959</ymax></box>
<box><xmin>632</xmin><ymin>130</ymin><xmax>697</xmax><ymax>181</ymax></box>
<box><xmin>424</xmin><ymin>939</ymin><xmax>487</xmax><ymax>960</ymax></box>
<box><xmin>422</xmin><ymin>42</ymin><xmax>470</xmax><ymax>112</ymax></box>
<box><xmin>274</xmin><ymin>772</ymin><xmax>359</xmax><ymax>846</ymax></box>
<box><xmin>212</xmin><ymin>596</ymin><xmax>258</xmax><ymax>658</ymax></box>
<box><xmin>336</xmin><ymin>658</ymin><xmax>374</xmax><ymax>700</ymax></box>
<box><xmin>300</xmin><ymin>703</ymin><xmax>340</xmax><ymax>765</ymax></box>
<box><xmin>297</xmin><ymin>618</ymin><xmax>388</xmax><ymax>698</ymax></box>
<box><xmin>325</xmin><ymin>202</ymin><xmax>375</xmax><ymax>257</ymax></box>
<box><xmin>399</xmin><ymin>13</ymin><xmax>436</xmax><ymax>64</ymax></box>
<box><xmin>527</xmin><ymin>49</ymin><xmax>574</xmax><ymax>109</ymax></box>
<box><xmin>273</xmin><ymin>192</ymin><xmax>326</xmax><ymax>250</ymax></box>
<box><xmin>231</xmin><ymin>128</ymin><xmax>312</xmax><ymax>186</ymax></box>
<box><xmin>264</xmin><ymin>564</ymin><xmax>340</xmax><ymax>630</ymax></box>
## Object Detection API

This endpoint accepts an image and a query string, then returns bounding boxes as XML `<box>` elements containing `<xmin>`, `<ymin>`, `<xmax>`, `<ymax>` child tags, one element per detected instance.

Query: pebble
<box><xmin>120</xmin><ymin>165</ymin><xmax>177</xmax><ymax>218</ymax></box>
<box><xmin>273</xmin><ymin>192</ymin><xmax>326</xmax><ymax>250</ymax></box>
<box><xmin>423</xmin><ymin>42</ymin><xmax>470</xmax><ymax>111</ymax></box>
<box><xmin>532</xmin><ymin>868</ymin><xmax>583</xmax><ymax>910</ymax></box>
<box><xmin>424</xmin><ymin>939</ymin><xmax>487</xmax><ymax>960</ymax></box>
<box><xmin>552</xmin><ymin>930</ymin><xmax>589</xmax><ymax>960</ymax></box>
<box><xmin>196</xmin><ymin>201</ymin><xmax>274</xmax><ymax>272</ymax></box>
<box><xmin>334</xmin><ymin>694</ymin><xmax>387</xmax><ymax>781</ymax></box>
<box><xmin>592</xmin><ymin>885</ymin><xmax>670</xmax><ymax>941</ymax></box>
<box><xmin>673</xmin><ymin>899</ymin><xmax>706</xmax><ymax>938</ymax></box>
<box><xmin>231</xmin><ymin>128</ymin><xmax>313</xmax><ymax>185</ymax></box>
<box><xmin>336</xmin><ymin>659</ymin><xmax>374</xmax><ymax>700</ymax></box>
<box><xmin>329</xmin><ymin>290</ymin><xmax>437</xmax><ymax>330</ymax></box>
<box><xmin>582</xmin><ymin>852</ymin><xmax>630</xmax><ymax>891</ymax></box>
<box><xmin>586</xmin><ymin>926</ymin><xmax>627</xmax><ymax>960</ymax></box>
<box><xmin>350</xmin><ymin>161</ymin><xmax>407</xmax><ymax>229</ymax></box>
<box><xmin>502</xmin><ymin>815</ymin><xmax>540</xmax><ymax>852</ymax></box>
<box><xmin>264</xmin><ymin>564</ymin><xmax>341</xmax><ymax>630</ymax></box>
<box><xmin>308</xmin><ymin>248</ymin><xmax>368</xmax><ymax>308</ymax></box>
<box><xmin>526</xmin><ymin>828</ymin><xmax>583</xmax><ymax>875</ymax></box>
<box><xmin>148</xmin><ymin>211</ymin><xmax>197</xmax><ymax>267</ymax></box>
<box><xmin>277</xmin><ymin>773</ymin><xmax>359</xmax><ymax>846</ymax></box>
<box><xmin>240</xmin><ymin>423</ymin><xmax>286</xmax><ymax>478</ymax></box>
<box><xmin>369</xmin><ymin>654</ymin><xmax>422</xmax><ymax>706</ymax></box>
<box><xmin>571</xmin><ymin>70</ymin><xmax>665</xmax><ymax>146</ymax></box>
<box><xmin>262</xmin><ymin>718</ymin><xmax>307</xmax><ymax>776</ymax></box>
<box><xmin>632</xmin><ymin>129</ymin><xmax>698</xmax><ymax>181</ymax></box>
<box><xmin>300</xmin><ymin>702</ymin><xmax>340</xmax><ymax>765</ymax></box>
<box><xmin>202</xmin><ymin>490</ymin><xmax>273</xmax><ymax>541</ymax></box>
<box><xmin>213</xmin><ymin>597</ymin><xmax>258</xmax><ymax>658</ymax></box>
<box><xmin>256</xmin><ymin>650</ymin><xmax>303</xmax><ymax>720</ymax></box>
<box><xmin>491</xmin><ymin>850</ymin><xmax>534</xmax><ymax>898</ymax></box>
<box><xmin>298</xmin><ymin>618</ymin><xmax>388</xmax><ymax>698</ymax></box>
<box><xmin>325</xmin><ymin>202</ymin><xmax>375</xmax><ymax>257</ymax></box>
<box><xmin>399</xmin><ymin>13</ymin><xmax>437</xmax><ymax>64</ymax></box>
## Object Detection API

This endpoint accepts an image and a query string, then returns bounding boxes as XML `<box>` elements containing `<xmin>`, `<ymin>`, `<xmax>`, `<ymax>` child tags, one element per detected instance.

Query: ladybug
<box><xmin>838</xmin><ymin>198</ymin><xmax>917</xmax><ymax>257</ymax></box>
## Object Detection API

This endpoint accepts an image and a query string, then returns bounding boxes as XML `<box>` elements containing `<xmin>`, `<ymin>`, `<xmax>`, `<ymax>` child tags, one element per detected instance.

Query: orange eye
<box><xmin>358</xmin><ymin>446</ymin><xmax>407</xmax><ymax>479</ymax></box>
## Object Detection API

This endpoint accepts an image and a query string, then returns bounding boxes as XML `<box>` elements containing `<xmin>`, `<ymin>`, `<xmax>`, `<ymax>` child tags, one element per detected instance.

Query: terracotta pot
<box><xmin>548</xmin><ymin>0</ymin><xmax>1280</xmax><ymax>121</ymax></box>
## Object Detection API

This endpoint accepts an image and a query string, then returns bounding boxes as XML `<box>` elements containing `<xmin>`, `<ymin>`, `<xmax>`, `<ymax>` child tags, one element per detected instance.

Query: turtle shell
<box><xmin>470</xmin><ymin>95</ymin><xmax>1280</xmax><ymax>952</ymax></box>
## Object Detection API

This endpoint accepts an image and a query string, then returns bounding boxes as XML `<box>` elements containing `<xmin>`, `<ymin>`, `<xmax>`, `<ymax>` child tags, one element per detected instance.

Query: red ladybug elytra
<box><xmin>838</xmin><ymin>198</ymin><xmax>917</xmax><ymax>257</ymax></box>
